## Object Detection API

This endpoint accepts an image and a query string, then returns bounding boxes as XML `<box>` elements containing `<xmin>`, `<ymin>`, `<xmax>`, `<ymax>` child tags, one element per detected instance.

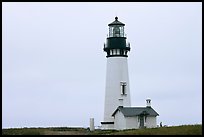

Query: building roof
<box><xmin>112</xmin><ymin>106</ymin><xmax>159</xmax><ymax>117</ymax></box>
<box><xmin>108</xmin><ymin>17</ymin><xmax>125</xmax><ymax>26</ymax></box>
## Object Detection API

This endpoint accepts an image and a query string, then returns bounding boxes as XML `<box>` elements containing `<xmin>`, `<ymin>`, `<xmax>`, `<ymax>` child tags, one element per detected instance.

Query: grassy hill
<box><xmin>2</xmin><ymin>124</ymin><xmax>202</xmax><ymax>135</ymax></box>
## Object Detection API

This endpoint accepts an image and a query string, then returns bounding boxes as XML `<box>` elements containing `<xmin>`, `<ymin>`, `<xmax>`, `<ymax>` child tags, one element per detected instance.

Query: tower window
<box><xmin>120</xmin><ymin>82</ymin><xmax>127</xmax><ymax>95</ymax></box>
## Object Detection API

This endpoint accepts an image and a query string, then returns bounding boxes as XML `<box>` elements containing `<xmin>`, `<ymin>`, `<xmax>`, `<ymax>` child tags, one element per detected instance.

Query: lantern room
<box><xmin>108</xmin><ymin>17</ymin><xmax>125</xmax><ymax>37</ymax></box>
<box><xmin>103</xmin><ymin>17</ymin><xmax>130</xmax><ymax>58</ymax></box>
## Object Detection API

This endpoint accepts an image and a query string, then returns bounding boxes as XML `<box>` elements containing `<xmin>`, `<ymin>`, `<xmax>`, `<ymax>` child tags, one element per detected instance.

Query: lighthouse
<box><xmin>101</xmin><ymin>17</ymin><xmax>131</xmax><ymax>129</ymax></box>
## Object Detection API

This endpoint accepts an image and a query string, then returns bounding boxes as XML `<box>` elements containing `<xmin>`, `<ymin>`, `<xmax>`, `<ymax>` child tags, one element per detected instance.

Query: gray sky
<box><xmin>2</xmin><ymin>2</ymin><xmax>202</xmax><ymax>128</ymax></box>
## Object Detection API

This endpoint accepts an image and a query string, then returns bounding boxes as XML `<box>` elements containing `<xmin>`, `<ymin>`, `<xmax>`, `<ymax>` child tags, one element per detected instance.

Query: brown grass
<box><xmin>2</xmin><ymin>124</ymin><xmax>202</xmax><ymax>135</ymax></box>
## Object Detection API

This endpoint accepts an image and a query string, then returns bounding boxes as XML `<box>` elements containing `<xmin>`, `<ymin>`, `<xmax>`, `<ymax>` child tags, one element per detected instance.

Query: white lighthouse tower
<box><xmin>101</xmin><ymin>17</ymin><xmax>131</xmax><ymax>129</ymax></box>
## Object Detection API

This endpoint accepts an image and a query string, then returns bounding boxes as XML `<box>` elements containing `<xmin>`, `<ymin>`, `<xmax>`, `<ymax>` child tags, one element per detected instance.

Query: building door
<box><xmin>139</xmin><ymin>116</ymin><xmax>144</xmax><ymax>128</ymax></box>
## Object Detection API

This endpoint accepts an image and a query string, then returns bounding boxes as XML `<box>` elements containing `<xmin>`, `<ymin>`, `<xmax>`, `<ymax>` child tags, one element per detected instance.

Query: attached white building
<box><xmin>112</xmin><ymin>99</ymin><xmax>159</xmax><ymax>130</ymax></box>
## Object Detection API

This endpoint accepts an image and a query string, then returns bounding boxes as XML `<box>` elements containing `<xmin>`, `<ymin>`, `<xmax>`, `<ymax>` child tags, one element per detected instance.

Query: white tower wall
<box><xmin>103</xmin><ymin>57</ymin><xmax>131</xmax><ymax>124</ymax></box>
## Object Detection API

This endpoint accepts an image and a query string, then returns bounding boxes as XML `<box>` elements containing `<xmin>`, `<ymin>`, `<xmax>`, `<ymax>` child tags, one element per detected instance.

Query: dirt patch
<box><xmin>43</xmin><ymin>130</ymin><xmax>88</xmax><ymax>135</ymax></box>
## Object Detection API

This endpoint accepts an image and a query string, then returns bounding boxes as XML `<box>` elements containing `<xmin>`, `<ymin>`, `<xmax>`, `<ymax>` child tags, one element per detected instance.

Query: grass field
<box><xmin>2</xmin><ymin>124</ymin><xmax>202</xmax><ymax>135</ymax></box>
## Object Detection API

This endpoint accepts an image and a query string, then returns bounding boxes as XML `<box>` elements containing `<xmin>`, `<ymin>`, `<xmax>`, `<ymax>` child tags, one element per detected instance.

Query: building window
<box><xmin>120</xmin><ymin>82</ymin><xmax>127</xmax><ymax>95</ymax></box>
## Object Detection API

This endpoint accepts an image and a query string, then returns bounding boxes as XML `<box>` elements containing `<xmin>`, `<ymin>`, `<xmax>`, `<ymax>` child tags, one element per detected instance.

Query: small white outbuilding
<box><xmin>112</xmin><ymin>99</ymin><xmax>159</xmax><ymax>130</ymax></box>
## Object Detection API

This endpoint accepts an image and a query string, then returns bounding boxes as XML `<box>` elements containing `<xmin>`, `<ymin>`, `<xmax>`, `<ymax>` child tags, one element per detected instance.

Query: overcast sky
<box><xmin>2</xmin><ymin>2</ymin><xmax>202</xmax><ymax>128</ymax></box>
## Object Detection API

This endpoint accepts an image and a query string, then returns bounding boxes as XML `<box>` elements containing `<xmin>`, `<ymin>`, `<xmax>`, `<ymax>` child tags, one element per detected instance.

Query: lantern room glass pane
<box><xmin>109</xmin><ymin>25</ymin><xmax>125</xmax><ymax>37</ymax></box>
<box><xmin>109</xmin><ymin>27</ymin><xmax>113</xmax><ymax>37</ymax></box>
<box><xmin>120</xmin><ymin>27</ymin><xmax>124</xmax><ymax>37</ymax></box>
<box><xmin>113</xmin><ymin>25</ymin><xmax>120</xmax><ymax>37</ymax></box>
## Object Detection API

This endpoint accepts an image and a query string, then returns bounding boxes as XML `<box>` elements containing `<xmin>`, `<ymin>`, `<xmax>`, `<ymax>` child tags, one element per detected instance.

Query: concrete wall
<box><xmin>101</xmin><ymin>124</ymin><xmax>114</xmax><ymax>130</ymax></box>
<box><xmin>114</xmin><ymin>110</ymin><xmax>126</xmax><ymax>130</ymax></box>
<box><xmin>114</xmin><ymin>112</ymin><xmax>157</xmax><ymax>130</ymax></box>
<box><xmin>146</xmin><ymin>116</ymin><xmax>157</xmax><ymax>128</ymax></box>
<box><xmin>90</xmin><ymin>118</ymin><xmax>95</xmax><ymax>131</ymax></box>
<box><xmin>125</xmin><ymin>116</ymin><xmax>139</xmax><ymax>129</ymax></box>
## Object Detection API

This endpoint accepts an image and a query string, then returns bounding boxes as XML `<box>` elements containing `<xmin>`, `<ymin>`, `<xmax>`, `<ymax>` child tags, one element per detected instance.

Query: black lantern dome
<box><xmin>108</xmin><ymin>16</ymin><xmax>125</xmax><ymax>26</ymax></box>
<box><xmin>103</xmin><ymin>17</ymin><xmax>130</xmax><ymax>58</ymax></box>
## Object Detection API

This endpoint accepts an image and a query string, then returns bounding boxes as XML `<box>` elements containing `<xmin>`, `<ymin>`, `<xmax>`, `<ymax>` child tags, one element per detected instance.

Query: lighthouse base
<box><xmin>101</xmin><ymin>122</ymin><xmax>114</xmax><ymax>130</ymax></box>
